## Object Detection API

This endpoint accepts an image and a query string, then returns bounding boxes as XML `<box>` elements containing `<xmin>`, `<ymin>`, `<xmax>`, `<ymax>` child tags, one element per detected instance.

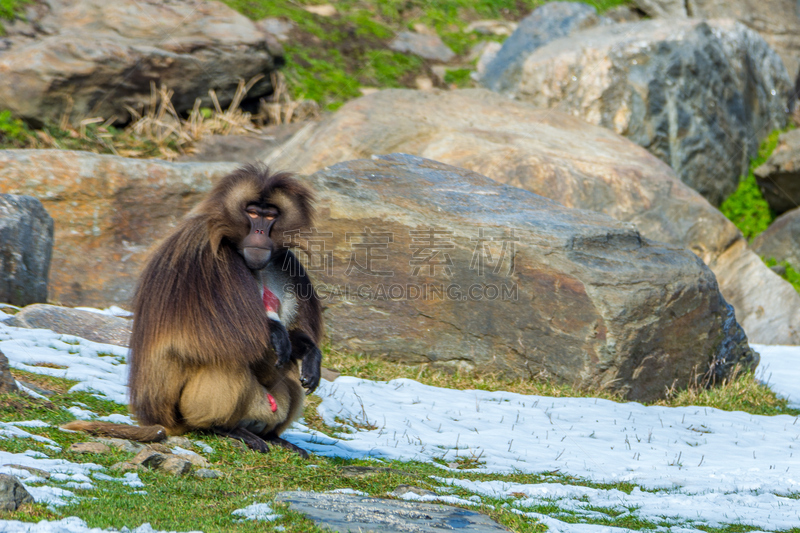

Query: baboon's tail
<box><xmin>61</xmin><ymin>421</ymin><xmax>167</xmax><ymax>443</ymax></box>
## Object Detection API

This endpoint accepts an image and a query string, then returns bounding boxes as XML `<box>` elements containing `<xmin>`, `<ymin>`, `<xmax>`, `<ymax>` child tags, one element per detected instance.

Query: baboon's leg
<box><xmin>178</xmin><ymin>367</ymin><xmax>253</xmax><ymax>430</ymax></box>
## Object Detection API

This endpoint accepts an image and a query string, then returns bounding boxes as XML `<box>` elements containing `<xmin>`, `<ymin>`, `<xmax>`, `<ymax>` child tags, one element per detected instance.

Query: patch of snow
<box><xmin>754</xmin><ymin>344</ymin><xmax>800</xmax><ymax>408</ymax></box>
<box><xmin>443</xmin><ymin>478</ymin><xmax>800</xmax><ymax>531</ymax></box>
<box><xmin>0</xmin><ymin>517</ymin><xmax>200</xmax><ymax>532</ymax></box>
<box><xmin>231</xmin><ymin>503</ymin><xmax>282</xmax><ymax>522</ymax></box>
<box><xmin>75</xmin><ymin>306</ymin><xmax>133</xmax><ymax>318</ymax></box>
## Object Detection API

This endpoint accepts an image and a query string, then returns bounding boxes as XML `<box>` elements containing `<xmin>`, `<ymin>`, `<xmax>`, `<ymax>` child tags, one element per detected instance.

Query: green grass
<box><xmin>720</xmin><ymin>128</ymin><xmax>789</xmax><ymax>241</ymax></box>
<box><xmin>0</xmin><ymin>0</ymin><xmax>30</xmax><ymax>35</ymax></box>
<box><xmin>1</xmin><ymin>339</ymin><xmax>796</xmax><ymax>532</ymax></box>
<box><xmin>764</xmin><ymin>258</ymin><xmax>800</xmax><ymax>293</ymax></box>
<box><xmin>0</xmin><ymin>109</ymin><xmax>33</xmax><ymax>146</ymax></box>
<box><xmin>219</xmin><ymin>0</ymin><xmax>633</xmax><ymax>110</ymax></box>
<box><xmin>324</xmin><ymin>347</ymin><xmax>799</xmax><ymax>416</ymax></box>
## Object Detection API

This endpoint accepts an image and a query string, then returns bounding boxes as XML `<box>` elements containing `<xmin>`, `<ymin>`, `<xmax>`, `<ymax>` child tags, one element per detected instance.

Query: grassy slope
<box><xmin>2</xmin><ymin>346</ymin><xmax>797</xmax><ymax>532</ymax></box>
<box><xmin>219</xmin><ymin>0</ymin><xmax>633</xmax><ymax>110</ymax></box>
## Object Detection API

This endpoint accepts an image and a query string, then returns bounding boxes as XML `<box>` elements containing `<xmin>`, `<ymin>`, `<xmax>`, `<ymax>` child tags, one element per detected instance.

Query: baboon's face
<box><xmin>240</xmin><ymin>203</ymin><xmax>279</xmax><ymax>270</ymax></box>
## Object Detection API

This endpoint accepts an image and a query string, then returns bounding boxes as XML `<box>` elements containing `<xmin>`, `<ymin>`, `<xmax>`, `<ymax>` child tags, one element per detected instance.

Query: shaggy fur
<box><xmin>63</xmin><ymin>165</ymin><xmax>323</xmax><ymax>453</ymax></box>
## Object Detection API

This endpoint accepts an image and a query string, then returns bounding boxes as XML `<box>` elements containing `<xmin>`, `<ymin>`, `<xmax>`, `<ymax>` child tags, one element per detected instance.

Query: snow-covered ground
<box><xmin>1</xmin><ymin>311</ymin><xmax>799</xmax><ymax>532</ymax></box>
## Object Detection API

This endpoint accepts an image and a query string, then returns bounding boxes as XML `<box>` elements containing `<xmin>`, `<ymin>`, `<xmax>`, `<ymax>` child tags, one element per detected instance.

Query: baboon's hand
<box><xmin>301</xmin><ymin>346</ymin><xmax>322</xmax><ymax>394</ymax></box>
<box><xmin>269</xmin><ymin>319</ymin><xmax>292</xmax><ymax>367</ymax></box>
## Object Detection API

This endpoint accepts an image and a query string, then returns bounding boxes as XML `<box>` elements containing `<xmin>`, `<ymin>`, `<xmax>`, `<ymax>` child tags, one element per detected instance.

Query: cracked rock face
<box><xmin>275</xmin><ymin>491</ymin><xmax>511</xmax><ymax>532</ymax></box>
<box><xmin>0</xmin><ymin>194</ymin><xmax>53</xmax><ymax>307</ymax></box>
<box><xmin>263</xmin><ymin>88</ymin><xmax>800</xmax><ymax>345</ymax></box>
<box><xmin>0</xmin><ymin>0</ymin><xmax>283</xmax><ymax>126</ymax></box>
<box><xmin>480</xmin><ymin>15</ymin><xmax>790</xmax><ymax>208</ymax></box>
<box><xmin>752</xmin><ymin>207</ymin><xmax>800</xmax><ymax>272</ymax></box>
<box><xmin>754</xmin><ymin>129</ymin><xmax>800</xmax><ymax>215</ymax></box>
<box><xmin>301</xmin><ymin>154</ymin><xmax>755</xmax><ymax>401</ymax></box>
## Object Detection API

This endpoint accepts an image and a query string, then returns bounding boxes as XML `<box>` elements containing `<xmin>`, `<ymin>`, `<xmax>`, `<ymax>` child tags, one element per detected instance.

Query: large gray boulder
<box><xmin>0</xmin><ymin>0</ymin><xmax>283</xmax><ymax>126</ymax></box>
<box><xmin>275</xmin><ymin>491</ymin><xmax>510</xmax><ymax>532</ymax></box>
<box><xmin>301</xmin><ymin>154</ymin><xmax>755</xmax><ymax>400</ymax></box>
<box><xmin>0</xmin><ymin>194</ymin><xmax>53</xmax><ymax>306</ymax></box>
<box><xmin>480</xmin><ymin>16</ymin><xmax>791</xmax><ymax>207</ymax></box>
<box><xmin>0</xmin><ymin>148</ymin><xmax>757</xmax><ymax>398</ymax></box>
<box><xmin>479</xmin><ymin>2</ymin><xmax>602</xmax><ymax>94</ymax></box>
<box><xmin>751</xmin><ymin>207</ymin><xmax>800</xmax><ymax>271</ymax></box>
<box><xmin>687</xmin><ymin>0</ymin><xmax>800</xmax><ymax>81</ymax></box>
<box><xmin>754</xmin><ymin>129</ymin><xmax>800</xmax><ymax>215</ymax></box>
<box><xmin>263</xmin><ymin>89</ymin><xmax>800</xmax><ymax>346</ymax></box>
<box><xmin>8</xmin><ymin>304</ymin><xmax>132</xmax><ymax>346</ymax></box>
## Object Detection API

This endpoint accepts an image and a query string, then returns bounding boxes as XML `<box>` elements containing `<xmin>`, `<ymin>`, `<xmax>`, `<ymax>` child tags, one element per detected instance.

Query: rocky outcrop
<box><xmin>0</xmin><ymin>0</ymin><xmax>283</xmax><ymax>126</ymax></box>
<box><xmin>754</xmin><ymin>129</ymin><xmax>800</xmax><ymax>215</ymax></box>
<box><xmin>479</xmin><ymin>2</ymin><xmax>602</xmax><ymax>94</ymax></box>
<box><xmin>0</xmin><ymin>194</ymin><xmax>53</xmax><ymax>306</ymax></box>
<box><xmin>276</xmin><ymin>491</ymin><xmax>509</xmax><ymax>532</ymax></box>
<box><xmin>0</xmin><ymin>474</ymin><xmax>33</xmax><ymax>511</ymax></box>
<box><xmin>0</xmin><ymin>349</ymin><xmax>18</xmax><ymax>394</ymax></box>
<box><xmin>686</xmin><ymin>0</ymin><xmax>800</xmax><ymax>81</ymax></box>
<box><xmin>0</xmin><ymin>146</ymin><xmax>757</xmax><ymax>397</ymax></box>
<box><xmin>389</xmin><ymin>31</ymin><xmax>455</xmax><ymax>62</ymax></box>
<box><xmin>481</xmin><ymin>16</ymin><xmax>791</xmax><ymax>206</ymax></box>
<box><xmin>0</xmin><ymin>150</ymin><xmax>237</xmax><ymax>307</ymax></box>
<box><xmin>8</xmin><ymin>304</ymin><xmax>132</xmax><ymax>346</ymax></box>
<box><xmin>632</xmin><ymin>0</ymin><xmax>687</xmax><ymax>18</ymax></box>
<box><xmin>752</xmin><ymin>208</ymin><xmax>800</xmax><ymax>271</ymax></box>
<box><xmin>263</xmin><ymin>89</ymin><xmax>800</xmax><ymax>345</ymax></box>
<box><xmin>303</xmin><ymin>154</ymin><xmax>755</xmax><ymax>399</ymax></box>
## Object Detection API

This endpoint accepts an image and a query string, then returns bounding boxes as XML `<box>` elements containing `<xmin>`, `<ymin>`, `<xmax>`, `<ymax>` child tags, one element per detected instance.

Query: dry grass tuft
<box><xmin>29</xmin><ymin>74</ymin><xmax>318</xmax><ymax>160</ymax></box>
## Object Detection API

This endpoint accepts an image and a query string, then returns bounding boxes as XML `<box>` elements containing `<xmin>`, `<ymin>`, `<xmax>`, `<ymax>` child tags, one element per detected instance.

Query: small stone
<box><xmin>321</xmin><ymin>367</ymin><xmax>341</xmax><ymax>382</ymax></box>
<box><xmin>147</xmin><ymin>443</ymin><xmax>173</xmax><ymax>455</ymax></box>
<box><xmin>68</xmin><ymin>442</ymin><xmax>110</xmax><ymax>454</ymax></box>
<box><xmin>303</xmin><ymin>4</ymin><xmax>336</xmax><ymax>17</ymax></box>
<box><xmin>415</xmin><ymin>77</ymin><xmax>434</xmax><ymax>91</ymax></box>
<box><xmin>389</xmin><ymin>31</ymin><xmax>456</xmax><ymax>62</ymax></box>
<box><xmin>161</xmin><ymin>456</ymin><xmax>192</xmax><ymax>476</ymax></box>
<box><xmin>194</xmin><ymin>468</ymin><xmax>222</xmax><ymax>479</ymax></box>
<box><xmin>110</xmin><ymin>461</ymin><xmax>140</xmax><ymax>472</ymax></box>
<box><xmin>0</xmin><ymin>474</ymin><xmax>34</xmax><ymax>511</ymax></box>
<box><xmin>173</xmin><ymin>451</ymin><xmax>209</xmax><ymax>468</ymax></box>
<box><xmin>391</xmin><ymin>484</ymin><xmax>436</xmax><ymax>497</ymax></box>
<box><xmin>411</xmin><ymin>23</ymin><xmax>437</xmax><ymax>36</ymax></box>
<box><xmin>96</xmin><ymin>437</ymin><xmax>146</xmax><ymax>454</ymax></box>
<box><xmin>465</xmin><ymin>20</ymin><xmax>518</xmax><ymax>36</ymax></box>
<box><xmin>164</xmin><ymin>436</ymin><xmax>194</xmax><ymax>449</ymax></box>
<box><xmin>256</xmin><ymin>18</ymin><xmax>294</xmax><ymax>42</ymax></box>
<box><xmin>131</xmin><ymin>448</ymin><xmax>168</xmax><ymax>469</ymax></box>
<box><xmin>2</xmin><ymin>464</ymin><xmax>50</xmax><ymax>479</ymax></box>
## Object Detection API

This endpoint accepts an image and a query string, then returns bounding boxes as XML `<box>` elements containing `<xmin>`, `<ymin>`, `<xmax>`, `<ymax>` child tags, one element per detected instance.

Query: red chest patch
<box><xmin>267</xmin><ymin>393</ymin><xmax>277</xmax><ymax>412</ymax></box>
<box><xmin>262</xmin><ymin>287</ymin><xmax>281</xmax><ymax>314</ymax></box>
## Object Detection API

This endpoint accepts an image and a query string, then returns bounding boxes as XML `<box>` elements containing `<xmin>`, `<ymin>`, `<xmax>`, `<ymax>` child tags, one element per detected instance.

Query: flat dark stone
<box><xmin>274</xmin><ymin>491</ymin><xmax>510</xmax><ymax>532</ymax></box>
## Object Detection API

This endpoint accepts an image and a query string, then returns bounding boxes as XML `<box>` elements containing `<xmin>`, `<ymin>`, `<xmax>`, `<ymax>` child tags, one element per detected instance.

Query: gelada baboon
<box><xmin>64</xmin><ymin>165</ymin><xmax>322</xmax><ymax>456</ymax></box>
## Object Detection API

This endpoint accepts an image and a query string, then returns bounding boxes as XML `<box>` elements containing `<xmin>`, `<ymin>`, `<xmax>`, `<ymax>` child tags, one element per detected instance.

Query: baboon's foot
<box><xmin>212</xmin><ymin>427</ymin><xmax>271</xmax><ymax>453</ymax></box>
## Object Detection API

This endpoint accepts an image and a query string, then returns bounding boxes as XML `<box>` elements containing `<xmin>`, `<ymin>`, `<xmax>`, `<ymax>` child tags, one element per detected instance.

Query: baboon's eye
<box><xmin>246</xmin><ymin>209</ymin><xmax>259</xmax><ymax>219</ymax></box>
